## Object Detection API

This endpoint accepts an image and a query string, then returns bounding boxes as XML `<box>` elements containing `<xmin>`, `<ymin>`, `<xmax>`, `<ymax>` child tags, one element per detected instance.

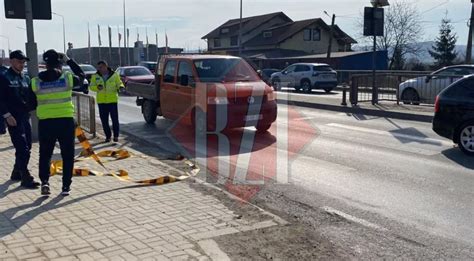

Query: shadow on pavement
<box><xmin>441</xmin><ymin>148</ymin><xmax>474</xmax><ymax>170</ymax></box>
<box><xmin>278</xmin><ymin>89</ymin><xmax>339</xmax><ymax>96</ymax></box>
<box><xmin>0</xmin><ymin>180</ymin><xmax>22</xmax><ymax>200</ymax></box>
<box><xmin>0</xmin><ymin>145</ymin><xmax>14</xmax><ymax>153</ymax></box>
<box><xmin>0</xmin><ymin>184</ymin><xmax>147</xmax><ymax>239</ymax></box>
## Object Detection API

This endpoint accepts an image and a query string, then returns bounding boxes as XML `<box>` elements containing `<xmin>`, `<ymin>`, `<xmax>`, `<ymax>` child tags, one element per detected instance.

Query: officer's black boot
<box><xmin>10</xmin><ymin>169</ymin><xmax>22</xmax><ymax>182</ymax></box>
<box><xmin>20</xmin><ymin>170</ymin><xmax>40</xmax><ymax>189</ymax></box>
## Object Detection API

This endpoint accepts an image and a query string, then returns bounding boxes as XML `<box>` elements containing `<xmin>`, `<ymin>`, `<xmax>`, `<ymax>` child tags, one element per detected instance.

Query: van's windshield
<box><xmin>193</xmin><ymin>58</ymin><xmax>259</xmax><ymax>82</ymax></box>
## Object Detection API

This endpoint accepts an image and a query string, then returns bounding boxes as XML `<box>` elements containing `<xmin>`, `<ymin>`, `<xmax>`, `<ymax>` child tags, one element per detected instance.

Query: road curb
<box><xmin>277</xmin><ymin>99</ymin><xmax>434</xmax><ymax>123</ymax></box>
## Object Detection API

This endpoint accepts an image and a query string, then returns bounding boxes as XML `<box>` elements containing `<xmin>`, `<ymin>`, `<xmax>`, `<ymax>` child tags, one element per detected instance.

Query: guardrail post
<box><xmin>90</xmin><ymin>96</ymin><xmax>96</xmax><ymax>137</ymax></box>
<box><xmin>341</xmin><ymin>84</ymin><xmax>347</xmax><ymax>106</ymax></box>
<box><xmin>76</xmin><ymin>95</ymin><xmax>82</xmax><ymax>127</ymax></box>
<box><xmin>349</xmin><ymin>77</ymin><xmax>358</xmax><ymax>105</ymax></box>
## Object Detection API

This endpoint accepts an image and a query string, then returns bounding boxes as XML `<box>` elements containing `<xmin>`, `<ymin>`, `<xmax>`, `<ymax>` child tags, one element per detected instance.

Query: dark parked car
<box><xmin>259</xmin><ymin>69</ymin><xmax>280</xmax><ymax>85</ymax></box>
<box><xmin>79</xmin><ymin>64</ymin><xmax>97</xmax><ymax>81</ymax></box>
<box><xmin>137</xmin><ymin>61</ymin><xmax>157</xmax><ymax>74</ymax></box>
<box><xmin>433</xmin><ymin>75</ymin><xmax>474</xmax><ymax>155</ymax></box>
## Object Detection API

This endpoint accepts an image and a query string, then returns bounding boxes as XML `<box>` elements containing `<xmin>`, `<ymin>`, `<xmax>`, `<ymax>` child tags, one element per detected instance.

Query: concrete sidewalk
<box><xmin>276</xmin><ymin>91</ymin><xmax>435</xmax><ymax>123</ymax></box>
<box><xmin>0</xmin><ymin>134</ymin><xmax>283</xmax><ymax>260</ymax></box>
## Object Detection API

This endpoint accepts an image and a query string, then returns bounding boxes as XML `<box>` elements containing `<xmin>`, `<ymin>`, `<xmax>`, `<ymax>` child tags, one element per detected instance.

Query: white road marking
<box><xmin>198</xmin><ymin>239</ymin><xmax>231</xmax><ymax>261</ymax></box>
<box><xmin>322</xmin><ymin>206</ymin><xmax>388</xmax><ymax>232</ymax></box>
<box><xmin>326</xmin><ymin>123</ymin><xmax>452</xmax><ymax>147</ymax></box>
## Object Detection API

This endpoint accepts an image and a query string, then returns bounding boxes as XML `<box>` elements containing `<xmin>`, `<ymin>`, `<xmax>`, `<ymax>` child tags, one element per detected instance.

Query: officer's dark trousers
<box><xmin>0</xmin><ymin>117</ymin><xmax>6</xmax><ymax>134</ymax></box>
<box><xmin>7</xmin><ymin>114</ymin><xmax>31</xmax><ymax>171</ymax></box>
<box><xmin>38</xmin><ymin>118</ymin><xmax>75</xmax><ymax>188</ymax></box>
<box><xmin>98</xmin><ymin>103</ymin><xmax>119</xmax><ymax>139</ymax></box>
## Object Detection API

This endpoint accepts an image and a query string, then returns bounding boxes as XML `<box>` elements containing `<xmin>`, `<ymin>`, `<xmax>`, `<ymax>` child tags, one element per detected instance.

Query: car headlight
<box><xmin>207</xmin><ymin>97</ymin><xmax>229</xmax><ymax>105</ymax></box>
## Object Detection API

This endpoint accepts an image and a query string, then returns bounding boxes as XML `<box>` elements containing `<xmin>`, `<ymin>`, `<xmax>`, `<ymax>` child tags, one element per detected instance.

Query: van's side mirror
<box><xmin>282</xmin><ymin>71</ymin><xmax>288</xmax><ymax>75</ymax></box>
<box><xmin>180</xmin><ymin>75</ymin><xmax>189</xmax><ymax>86</ymax></box>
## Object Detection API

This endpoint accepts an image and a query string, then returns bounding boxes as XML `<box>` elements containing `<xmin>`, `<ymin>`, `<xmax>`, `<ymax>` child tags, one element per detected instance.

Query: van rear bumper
<box><xmin>207</xmin><ymin>101</ymin><xmax>277</xmax><ymax>129</ymax></box>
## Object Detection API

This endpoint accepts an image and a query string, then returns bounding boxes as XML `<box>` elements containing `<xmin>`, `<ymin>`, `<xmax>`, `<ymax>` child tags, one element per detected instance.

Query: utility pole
<box><xmin>24</xmin><ymin>0</ymin><xmax>39</xmax><ymax>141</ymax></box>
<box><xmin>466</xmin><ymin>0</ymin><xmax>474</xmax><ymax>64</ymax></box>
<box><xmin>0</xmin><ymin>35</ymin><xmax>10</xmax><ymax>53</ymax></box>
<box><xmin>325</xmin><ymin>12</ymin><xmax>336</xmax><ymax>59</ymax></box>
<box><xmin>238</xmin><ymin>0</ymin><xmax>243</xmax><ymax>56</ymax></box>
<box><xmin>52</xmin><ymin>12</ymin><xmax>66</xmax><ymax>53</ymax></box>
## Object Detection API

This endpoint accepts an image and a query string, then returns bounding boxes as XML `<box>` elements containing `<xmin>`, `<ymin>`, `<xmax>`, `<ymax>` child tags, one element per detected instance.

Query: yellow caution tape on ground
<box><xmin>49</xmin><ymin>127</ymin><xmax>200</xmax><ymax>186</ymax></box>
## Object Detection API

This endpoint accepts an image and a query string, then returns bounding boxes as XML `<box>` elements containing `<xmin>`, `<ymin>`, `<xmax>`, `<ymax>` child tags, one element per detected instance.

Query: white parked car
<box><xmin>399</xmin><ymin>65</ymin><xmax>474</xmax><ymax>104</ymax></box>
<box><xmin>270</xmin><ymin>63</ymin><xmax>338</xmax><ymax>93</ymax></box>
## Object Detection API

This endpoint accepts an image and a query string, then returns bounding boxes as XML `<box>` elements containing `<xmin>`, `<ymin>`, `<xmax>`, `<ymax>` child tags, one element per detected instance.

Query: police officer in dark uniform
<box><xmin>0</xmin><ymin>50</ymin><xmax>39</xmax><ymax>188</ymax></box>
<box><xmin>0</xmin><ymin>58</ymin><xmax>8</xmax><ymax>135</ymax></box>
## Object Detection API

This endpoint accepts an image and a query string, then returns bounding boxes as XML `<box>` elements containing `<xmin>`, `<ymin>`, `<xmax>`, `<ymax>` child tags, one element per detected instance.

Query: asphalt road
<box><xmin>110</xmin><ymin>94</ymin><xmax>473</xmax><ymax>257</ymax></box>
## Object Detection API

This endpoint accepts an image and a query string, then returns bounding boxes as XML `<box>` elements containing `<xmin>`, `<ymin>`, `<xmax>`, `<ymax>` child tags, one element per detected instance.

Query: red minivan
<box><xmin>128</xmin><ymin>55</ymin><xmax>277</xmax><ymax>133</ymax></box>
<box><xmin>160</xmin><ymin>55</ymin><xmax>277</xmax><ymax>132</ymax></box>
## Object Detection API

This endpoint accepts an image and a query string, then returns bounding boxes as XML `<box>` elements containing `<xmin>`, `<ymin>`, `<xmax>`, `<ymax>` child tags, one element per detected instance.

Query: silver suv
<box><xmin>270</xmin><ymin>63</ymin><xmax>338</xmax><ymax>93</ymax></box>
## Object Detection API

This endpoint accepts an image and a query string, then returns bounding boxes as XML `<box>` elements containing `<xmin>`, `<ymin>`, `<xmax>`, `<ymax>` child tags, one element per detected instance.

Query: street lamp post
<box><xmin>52</xmin><ymin>12</ymin><xmax>66</xmax><ymax>53</ymax></box>
<box><xmin>0</xmin><ymin>35</ymin><xmax>10</xmax><ymax>53</ymax></box>
<box><xmin>466</xmin><ymin>0</ymin><xmax>474</xmax><ymax>64</ymax></box>
<box><xmin>324</xmin><ymin>11</ymin><xmax>336</xmax><ymax>59</ymax></box>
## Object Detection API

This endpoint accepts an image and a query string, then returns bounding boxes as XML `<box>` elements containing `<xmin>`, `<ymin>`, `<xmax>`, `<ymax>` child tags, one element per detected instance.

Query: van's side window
<box><xmin>164</xmin><ymin>61</ymin><xmax>177</xmax><ymax>83</ymax></box>
<box><xmin>177</xmin><ymin>62</ymin><xmax>195</xmax><ymax>87</ymax></box>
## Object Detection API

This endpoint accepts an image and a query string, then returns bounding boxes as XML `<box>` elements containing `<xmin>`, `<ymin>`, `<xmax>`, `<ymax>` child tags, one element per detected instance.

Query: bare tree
<box><xmin>357</xmin><ymin>0</ymin><xmax>423</xmax><ymax>70</ymax></box>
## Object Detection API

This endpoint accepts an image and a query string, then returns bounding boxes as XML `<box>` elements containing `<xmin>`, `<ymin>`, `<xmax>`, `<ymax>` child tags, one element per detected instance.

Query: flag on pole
<box><xmin>146</xmin><ymin>28</ymin><xmax>149</xmax><ymax>46</ymax></box>
<box><xmin>118</xmin><ymin>26</ymin><xmax>122</xmax><ymax>66</ymax></box>
<box><xmin>98</xmin><ymin>25</ymin><xmax>102</xmax><ymax>46</ymax></box>
<box><xmin>127</xmin><ymin>28</ymin><xmax>130</xmax><ymax>48</ymax></box>
<box><xmin>108</xmin><ymin>26</ymin><xmax>112</xmax><ymax>47</ymax></box>
<box><xmin>88</xmin><ymin>23</ymin><xmax>91</xmax><ymax>63</ymax></box>
<box><xmin>108</xmin><ymin>26</ymin><xmax>112</xmax><ymax>62</ymax></box>
<box><xmin>165</xmin><ymin>33</ymin><xmax>169</xmax><ymax>54</ymax></box>
<box><xmin>146</xmin><ymin>27</ymin><xmax>149</xmax><ymax>60</ymax></box>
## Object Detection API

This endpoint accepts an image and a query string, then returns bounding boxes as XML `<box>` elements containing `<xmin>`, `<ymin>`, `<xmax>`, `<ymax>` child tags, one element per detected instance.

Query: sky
<box><xmin>0</xmin><ymin>0</ymin><xmax>470</xmax><ymax>56</ymax></box>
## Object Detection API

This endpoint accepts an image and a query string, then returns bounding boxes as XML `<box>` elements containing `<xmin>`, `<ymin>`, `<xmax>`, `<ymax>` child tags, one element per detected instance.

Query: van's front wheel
<box><xmin>142</xmin><ymin>99</ymin><xmax>158</xmax><ymax>124</ymax></box>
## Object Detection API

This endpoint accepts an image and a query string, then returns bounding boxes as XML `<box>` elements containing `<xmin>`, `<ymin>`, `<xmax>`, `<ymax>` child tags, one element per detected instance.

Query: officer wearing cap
<box><xmin>0</xmin><ymin>50</ymin><xmax>39</xmax><ymax>188</ymax></box>
<box><xmin>30</xmin><ymin>49</ymin><xmax>85</xmax><ymax>196</ymax></box>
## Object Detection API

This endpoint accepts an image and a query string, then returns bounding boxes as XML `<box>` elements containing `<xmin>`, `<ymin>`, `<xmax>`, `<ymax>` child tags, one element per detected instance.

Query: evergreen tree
<box><xmin>429</xmin><ymin>18</ymin><xmax>457</xmax><ymax>67</ymax></box>
<box><xmin>391</xmin><ymin>46</ymin><xmax>405</xmax><ymax>70</ymax></box>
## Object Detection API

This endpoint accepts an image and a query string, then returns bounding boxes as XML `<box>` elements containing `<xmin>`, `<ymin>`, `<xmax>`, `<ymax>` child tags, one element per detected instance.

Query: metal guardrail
<box><xmin>336</xmin><ymin>70</ymin><xmax>428</xmax><ymax>85</ymax></box>
<box><xmin>348</xmin><ymin>72</ymin><xmax>462</xmax><ymax>106</ymax></box>
<box><xmin>72</xmin><ymin>92</ymin><xmax>96</xmax><ymax>136</ymax></box>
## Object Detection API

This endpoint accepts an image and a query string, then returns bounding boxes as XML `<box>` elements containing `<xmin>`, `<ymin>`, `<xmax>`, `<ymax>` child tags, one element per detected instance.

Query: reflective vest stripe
<box><xmin>37</xmin><ymin>97</ymin><xmax>72</xmax><ymax>105</ymax></box>
<box><xmin>32</xmin><ymin>72</ymin><xmax>75</xmax><ymax>120</ymax></box>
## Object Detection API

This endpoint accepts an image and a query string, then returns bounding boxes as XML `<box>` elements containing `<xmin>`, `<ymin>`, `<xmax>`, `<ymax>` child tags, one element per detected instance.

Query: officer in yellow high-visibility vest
<box><xmin>89</xmin><ymin>61</ymin><xmax>124</xmax><ymax>143</ymax></box>
<box><xmin>31</xmin><ymin>49</ymin><xmax>84</xmax><ymax>196</ymax></box>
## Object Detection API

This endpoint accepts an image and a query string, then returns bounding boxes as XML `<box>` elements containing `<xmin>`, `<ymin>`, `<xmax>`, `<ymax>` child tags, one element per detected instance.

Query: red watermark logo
<box><xmin>167</xmin><ymin>82</ymin><xmax>317</xmax><ymax>201</ymax></box>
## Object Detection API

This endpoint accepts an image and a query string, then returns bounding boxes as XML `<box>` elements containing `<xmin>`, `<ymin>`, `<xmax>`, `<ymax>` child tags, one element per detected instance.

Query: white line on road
<box><xmin>322</xmin><ymin>206</ymin><xmax>388</xmax><ymax>232</ymax></box>
<box><xmin>326</xmin><ymin>123</ymin><xmax>452</xmax><ymax>147</ymax></box>
<box><xmin>197</xmin><ymin>239</ymin><xmax>231</xmax><ymax>261</ymax></box>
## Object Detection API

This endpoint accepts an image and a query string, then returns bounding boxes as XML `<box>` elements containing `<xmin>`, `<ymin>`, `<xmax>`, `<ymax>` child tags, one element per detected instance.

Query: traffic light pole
<box><xmin>466</xmin><ymin>1</ymin><xmax>474</xmax><ymax>64</ymax></box>
<box><xmin>371</xmin><ymin>13</ymin><xmax>378</xmax><ymax>105</ymax></box>
<box><xmin>24</xmin><ymin>0</ymin><xmax>39</xmax><ymax>141</ymax></box>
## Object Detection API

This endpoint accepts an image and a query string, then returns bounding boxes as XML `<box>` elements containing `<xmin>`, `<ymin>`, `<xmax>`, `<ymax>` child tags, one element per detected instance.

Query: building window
<box><xmin>221</xmin><ymin>28</ymin><xmax>229</xmax><ymax>34</ymax></box>
<box><xmin>214</xmin><ymin>38</ymin><xmax>221</xmax><ymax>48</ymax></box>
<box><xmin>312</xmin><ymin>29</ymin><xmax>321</xmax><ymax>41</ymax></box>
<box><xmin>231</xmin><ymin>36</ymin><xmax>238</xmax><ymax>46</ymax></box>
<box><xmin>303</xmin><ymin>29</ymin><xmax>311</xmax><ymax>41</ymax></box>
<box><xmin>263</xmin><ymin>31</ymin><xmax>273</xmax><ymax>38</ymax></box>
